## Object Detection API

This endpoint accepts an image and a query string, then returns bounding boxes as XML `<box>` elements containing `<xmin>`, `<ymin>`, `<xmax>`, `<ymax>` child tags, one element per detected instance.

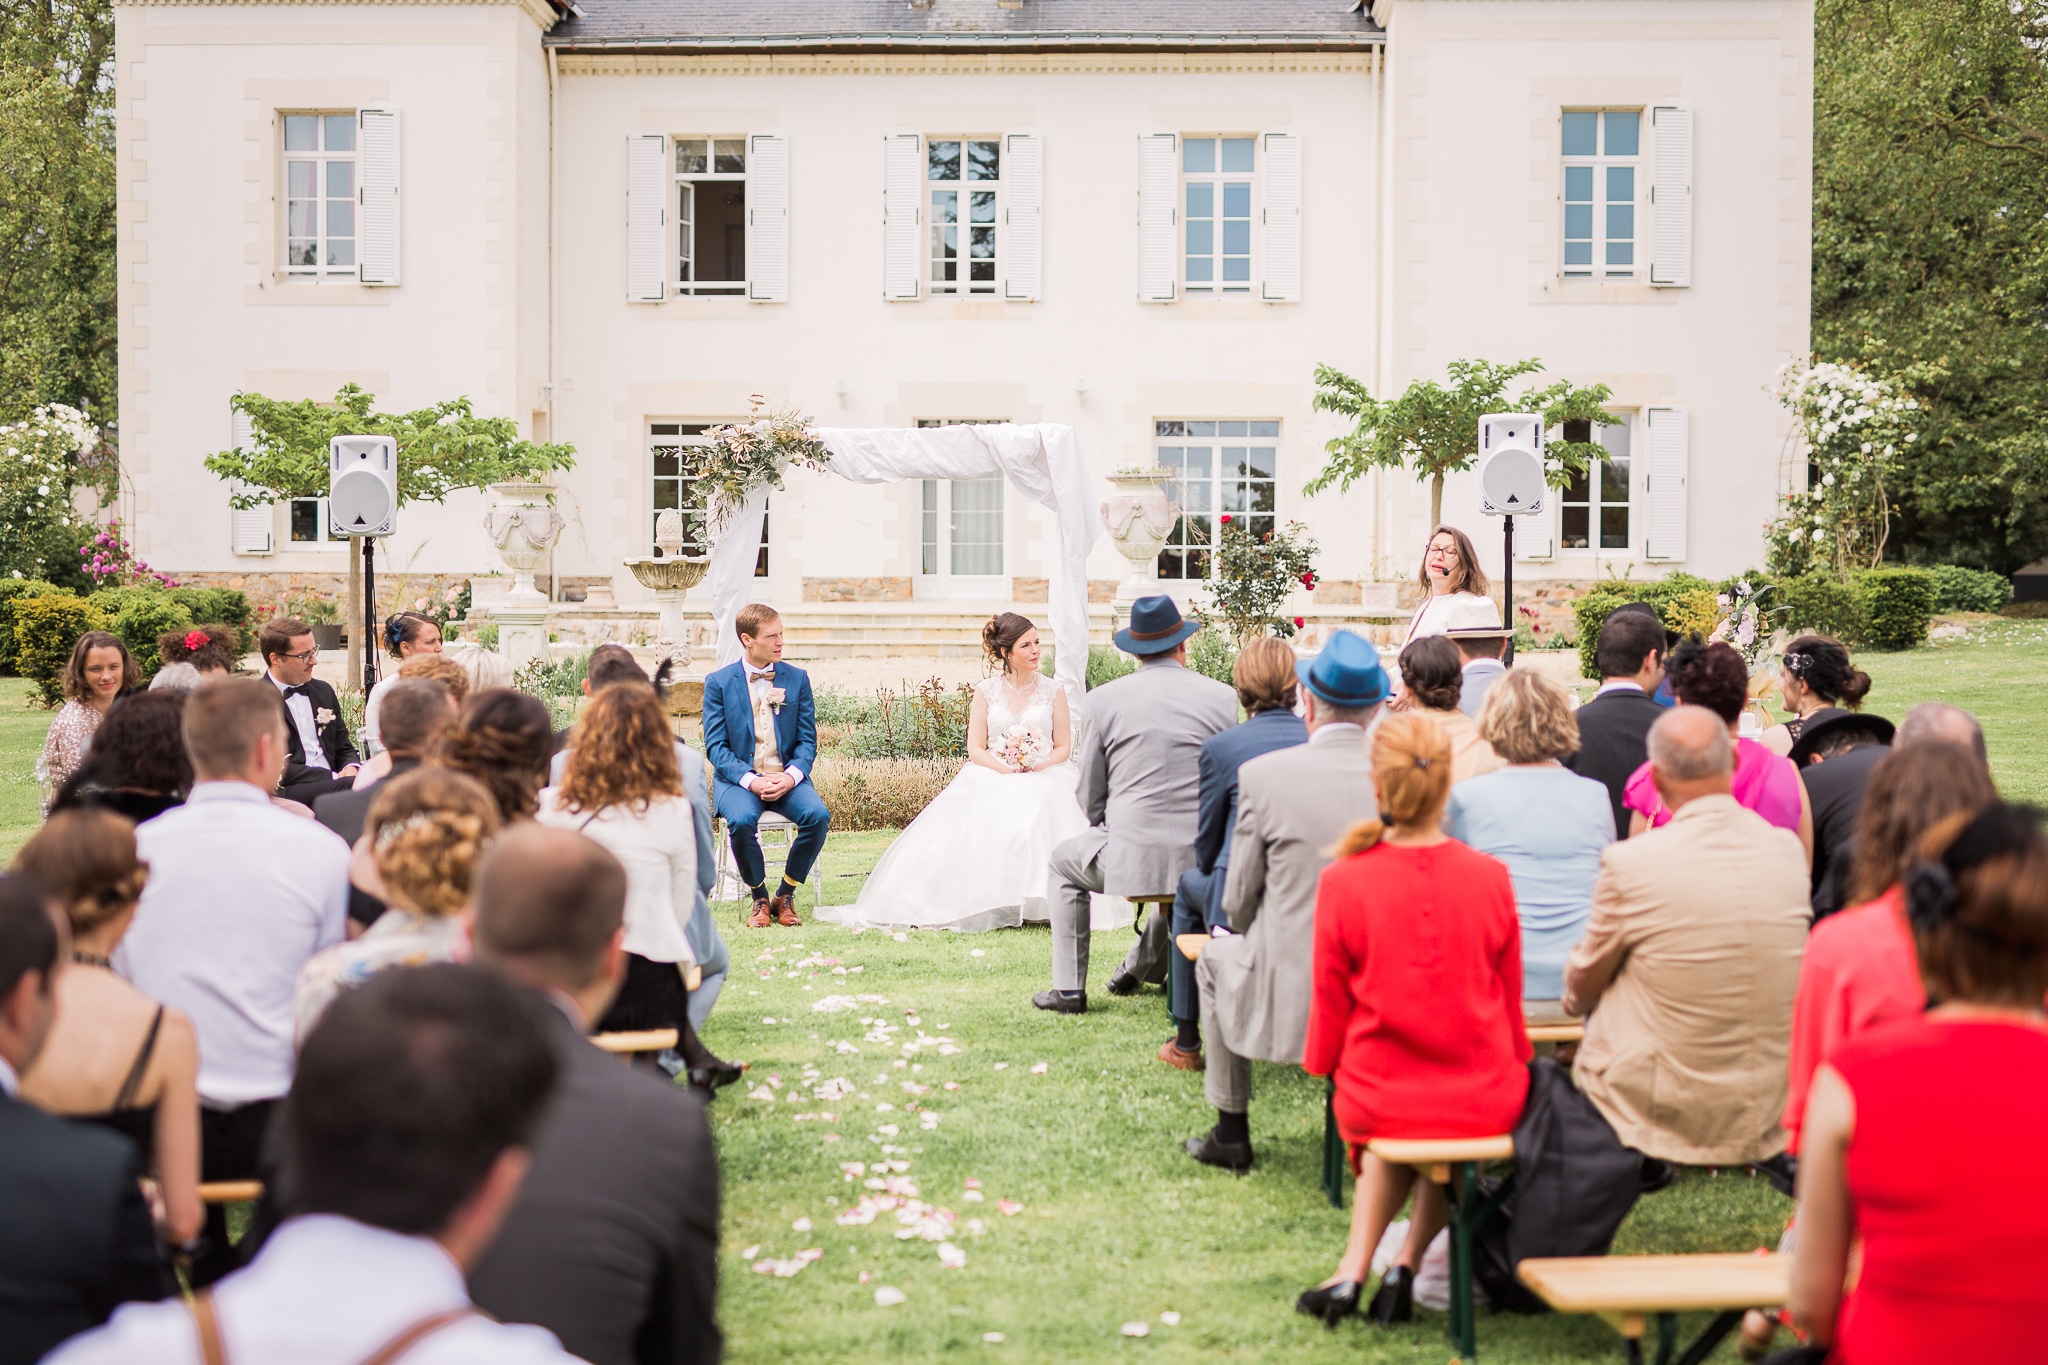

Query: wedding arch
<box><xmin>704</xmin><ymin>422</ymin><xmax>1101</xmax><ymax>702</ymax></box>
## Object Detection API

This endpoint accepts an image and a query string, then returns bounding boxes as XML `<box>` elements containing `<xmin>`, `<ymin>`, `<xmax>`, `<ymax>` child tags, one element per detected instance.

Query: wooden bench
<box><xmin>1526</xmin><ymin>1022</ymin><xmax>1584</xmax><ymax>1045</ymax></box>
<box><xmin>198</xmin><ymin>1181</ymin><xmax>263</xmax><ymax>1205</ymax></box>
<box><xmin>1126</xmin><ymin>894</ymin><xmax>1176</xmax><ymax>1015</ymax></box>
<box><xmin>1517</xmin><ymin>1253</ymin><xmax>1789</xmax><ymax>1365</ymax></box>
<box><xmin>1366</xmin><ymin>1134</ymin><xmax>1518</xmax><ymax>1361</ymax></box>
<box><xmin>592</xmin><ymin>1028</ymin><xmax>679</xmax><ymax>1057</ymax></box>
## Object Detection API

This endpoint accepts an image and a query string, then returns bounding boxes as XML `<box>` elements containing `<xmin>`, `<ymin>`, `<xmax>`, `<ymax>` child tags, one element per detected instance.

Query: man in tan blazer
<box><xmin>1183</xmin><ymin>632</ymin><xmax>1387</xmax><ymax>1171</ymax></box>
<box><xmin>1564</xmin><ymin>705</ymin><xmax>1809</xmax><ymax>1168</ymax></box>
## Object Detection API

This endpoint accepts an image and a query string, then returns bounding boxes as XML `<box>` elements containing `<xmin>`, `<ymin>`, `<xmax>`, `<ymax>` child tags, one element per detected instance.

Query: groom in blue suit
<box><xmin>702</xmin><ymin>603</ymin><xmax>831</xmax><ymax>927</ymax></box>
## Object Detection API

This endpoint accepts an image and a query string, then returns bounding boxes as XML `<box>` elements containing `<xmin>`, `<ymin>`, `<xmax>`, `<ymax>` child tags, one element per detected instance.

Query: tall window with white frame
<box><xmin>1558</xmin><ymin>416</ymin><xmax>1632</xmax><ymax>552</ymax></box>
<box><xmin>1154</xmin><ymin>421</ymin><xmax>1278</xmax><ymax>580</ymax></box>
<box><xmin>928</xmin><ymin>139</ymin><xmax>1000</xmax><ymax>296</ymax></box>
<box><xmin>284</xmin><ymin>113</ymin><xmax>357</xmax><ymax>275</ymax></box>
<box><xmin>915</xmin><ymin>419</ymin><xmax>1006</xmax><ymax>580</ymax></box>
<box><xmin>1183</xmin><ymin>137</ymin><xmax>1255</xmax><ymax>294</ymax></box>
<box><xmin>648</xmin><ymin>422</ymin><xmax>768</xmax><ymax>575</ymax></box>
<box><xmin>675</xmin><ymin>139</ymin><xmax>747</xmax><ymax>295</ymax></box>
<box><xmin>1561</xmin><ymin>110</ymin><xmax>1640</xmax><ymax>280</ymax></box>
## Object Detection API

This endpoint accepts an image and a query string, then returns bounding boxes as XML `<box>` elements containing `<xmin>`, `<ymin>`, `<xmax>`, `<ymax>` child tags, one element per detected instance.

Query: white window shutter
<box><xmin>1136</xmin><ymin>132</ymin><xmax>1178</xmax><ymax>303</ymax></box>
<box><xmin>356</xmin><ymin>108</ymin><xmax>401</xmax><ymax>286</ymax></box>
<box><xmin>1644</xmin><ymin>406</ymin><xmax>1690</xmax><ymax>560</ymax></box>
<box><xmin>1260</xmin><ymin>132</ymin><xmax>1302</xmax><ymax>302</ymax></box>
<box><xmin>1515</xmin><ymin>508</ymin><xmax>1554</xmax><ymax>560</ymax></box>
<box><xmin>747</xmin><ymin>133</ymin><xmax>790</xmax><ymax>302</ymax></box>
<box><xmin>228</xmin><ymin>406</ymin><xmax>273</xmax><ymax>555</ymax></box>
<box><xmin>625</xmin><ymin>133</ymin><xmax>668</xmax><ymax>303</ymax></box>
<box><xmin>882</xmin><ymin>133</ymin><xmax>923</xmax><ymax>301</ymax></box>
<box><xmin>1649</xmin><ymin>105</ymin><xmax>1693</xmax><ymax>288</ymax></box>
<box><xmin>1002</xmin><ymin>132</ymin><xmax>1043</xmax><ymax>301</ymax></box>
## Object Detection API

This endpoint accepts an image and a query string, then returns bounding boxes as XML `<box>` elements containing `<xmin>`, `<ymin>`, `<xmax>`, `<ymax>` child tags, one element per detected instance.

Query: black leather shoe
<box><xmin>1295</xmin><ymin>1280</ymin><xmax>1360</xmax><ymax>1328</ymax></box>
<box><xmin>1183</xmin><ymin>1131</ymin><xmax>1254</xmax><ymax>1172</ymax></box>
<box><xmin>1104</xmin><ymin>970</ymin><xmax>1140</xmax><ymax>997</ymax></box>
<box><xmin>1639</xmin><ymin>1156</ymin><xmax>1678</xmax><ymax>1194</ymax></box>
<box><xmin>1367</xmin><ymin>1264</ymin><xmax>1414</xmax><ymax>1325</ymax></box>
<box><xmin>1031</xmin><ymin>990</ymin><xmax>1086</xmax><ymax>1015</ymax></box>
<box><xmin>687</xmin><ymin>1059</ymin><xmax>745</xmax><ymax>1091</ymax></box>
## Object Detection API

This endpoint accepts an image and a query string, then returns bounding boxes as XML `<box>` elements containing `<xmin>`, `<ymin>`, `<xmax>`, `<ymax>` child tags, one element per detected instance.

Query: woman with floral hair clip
<box><xmin>362</xmin><ymin>610</ymin><xmax>445</xmax><ymax>758</ymax></box>
<box><xmin>1763</xmin><ymin>634</ymin><xmax>1872</xmax><ymax>758</ymax></box>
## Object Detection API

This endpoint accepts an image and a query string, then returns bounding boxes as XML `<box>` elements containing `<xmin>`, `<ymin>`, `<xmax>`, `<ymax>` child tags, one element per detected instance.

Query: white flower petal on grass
<box><xmin>893</xmin><ymin>932</ymin><xmax>908</xmax><ymax>942</ymax></box>
<box><xmin>982</xmin><ymin>1332</ymin><xmax>1005</xmax><ymax>1344</ymax></box>
<box><xmin>746</xmin><ymin>1085</ymin><xmax>777</xmax><ymax>1102</ymax></box>
<box><xmin>740</xmin><ymin>1245</ymin><xmax>760</xmax><ymax>1260</ymax></box>
<box><xmin>1120</xmin><ymin>1322</ymin><xmax>1150</xmax><ymax>1338</ymax></box>
<box><xmin>963</xmin><ymin>1189</ymin><xmax>985</xmax><ymax>1203</ymax></box>
<box><xmin>1158</xmin><ymin>1312</ymin><xmax>1181</xmax><ymax>1326</ymax></box>
<box><xmin>993</xmin><ymin>1063</ymin><xmax>1008</xmax><ymax>1071</ymax></box>
<box><xmin>944</xmin><ymin>1081</ymin><xmax>961</xmax><ymax>1091</ymax></box>
<box><xmin>813</xmin><ymin>995</ymin><xmax>860</xmax><ymax>1013</ymax></box>
<box><xmin>937</xmin><ymin>1242</ymin><xmax>968</xmax><ymax>1269</ymax></box>
<box><xmin>791</xmin><ymin>1217</ymin><xmax>813</xmax><ymax>1232</ymax></box>
<box><xmin>997</xmin><ymin>1198</ymin><xmax>1024</xmax><ymax>1216</ymax></box>
<box><xmin>874</xmin><ymin>1286</ymin><xmax>908</xmax><ymax>1307</ymax></box>
<box><xmin>1029</xmin><ymin>1062</ymin><xmax>1049</xmax><ymax>1075</ymax></box>
<box><xmin>970</xmin><ymin>949</ymin><xmax>985</xmax><ymax>957</ymax></box>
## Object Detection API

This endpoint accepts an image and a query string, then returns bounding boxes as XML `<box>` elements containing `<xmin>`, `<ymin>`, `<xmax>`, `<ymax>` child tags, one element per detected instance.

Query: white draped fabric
<box><xmin>706</xmin><ymin>423</ymin><xmax>1100</xmax><ymax>704</ymax></box>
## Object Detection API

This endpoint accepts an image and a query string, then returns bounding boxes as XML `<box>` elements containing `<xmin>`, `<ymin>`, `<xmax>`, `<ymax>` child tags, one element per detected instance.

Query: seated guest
<box><xmin>48</xmin><ymin>691</ymin><xmax>192</xmax><ymax>825</ymax></box>
<box><xmin>1894</xmin><ymin>699</ymin><xmax>1987</xmax><ymax>759</ymax></box>
<box><xmin>1449</xmin><ymin>669</ymin><xmax>1615</xmax><ymax>1018</ymax></box>
<box><xmin>295</xmin><ymin>768</ymin><xmax>501</xmax><ymax>1043</ymax></box>
<box><xmin>259</xmin><ymin>616</ymin><xmax>360</xmax><ymax>804</ymax></box>
<box><xmin>48</xmin><ymin>965</ymin><xmax>580</xmax><ymax>1365</ymax></box>
<box><xmin>1160</xmin><ymin>637</ymin><xmax>1307</xmax><ymax>1069</ymax></box>
<box><xmin>1564</xmin><ymin>607</ymin><xmax>1668</xmax><ymax>836</ymax></box>
<box><xmin>432</xmin><ymin>688</ymin><xmax>555</xmax><ymax>824</ymax></box>
<box><xmin>146</xmin><ymin>663</ymin><xmax>203</xmax><ymax>694</ymax></box>
<box><xmin>1624</xmin><ymin>639</ymin><xmax>1813</xmax><ymax>864</ymax></box>
<box><xmin>1442</xmin><ymin>596</ymin><xmax>1511</xmax><ymax>718</ymax></box>
<box><xmin>1782</xmin><ymin>740</ymin><xmax>1995</xmax><ymax>1152</ymax></box>
<box><xmin>13</xmin><ymin>811</ymin><xmax>202</xmax><ymax>1250</ymax></box>
<box><xmin>1183</xmin><ymin>633</ymin><xmax>1381</xmax><ymax>1170</ymax></box>
<box><xmin>114</xmin><ymin>676</ymin><xmax>351</xmax><ymax>1284</ymax></box>
<box><xmin>552</xmin><ymin>645</ymin><xmax>725</xmax><ymax>1028</ymax></box>
<box><xmin>1792</xmin><ymin>706</ymin><xmax>1896</xmax><ymax>919</ymax></box>
<box><xmin>314</xmin><ymin>678</ymin><xmax>458</xmax><ymax>929</ymax></box>
<box><xmin>1565</xmin><ymin>705</ymin><xmax>1808</xmax><ymax>1168</ymax></box>
<box><xmin>0</xmin><ymin>875</ymin><xmax>169</xmax><ymax>1365</ymax></box>
<box><xmin>155</xmin><ymin>625</ymin><xmax>240</xmax><ymax>680</ymax></box>
<box><xmin>1789</xmin><ymin>804</ymin><xmax>2048</xmax><ymax>1362</ymax></box>
<box><xmin>1397</xmin><ymin>635</ymin><xmax>1502</xmax><ymax>784</ymax></box>
<box><xmin>538</xmin><ymin>686</ymin><xmax>740</xmax><ymax>1091</ymax></box>
<box><xmin>348</xmin><ymin>653</ymin><xmax>470</xmax><ymax>791</ymax></box>
<box><xmin>1298</xmin><ymin>712</ymin><xmax>1530</xmax><ymax>1328</ymax></box>
<box><xmin>1762</xmin><ymin>634</ymin><xmax>1871</xmax><ymax>757</ymax></box>
<box><xmin>37</xmin><ymin>632</ymin><xmax>139</xmax><ymax>807</ymax></box>
<box><xmin>363</xmin><ymin>611</ymin><xmax>446</xmax><ymax>758</ymax></box>
<box><xmin>469</xmin><ymin>827</ymin><xmax>721</xmax><ymax>1365</ymax></box>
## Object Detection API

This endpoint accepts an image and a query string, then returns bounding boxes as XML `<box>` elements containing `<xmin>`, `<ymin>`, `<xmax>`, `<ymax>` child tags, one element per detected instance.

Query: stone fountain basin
<box><xmin>623</xmin><ymin>556</ymin><xmax>710</xmax><ymax>591</ymax></box>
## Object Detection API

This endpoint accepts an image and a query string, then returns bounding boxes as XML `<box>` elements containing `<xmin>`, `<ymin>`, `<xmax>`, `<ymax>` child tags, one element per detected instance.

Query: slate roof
<box><xmin>546</xmin><ymin>0</ymin><xmax>1382</xmax><ymax>52</ymax></box>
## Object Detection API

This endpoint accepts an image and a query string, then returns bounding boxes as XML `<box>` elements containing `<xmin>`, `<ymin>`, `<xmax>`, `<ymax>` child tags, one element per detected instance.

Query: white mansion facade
<box><xmin>112</xmin><ymin>0</ymin><xmax>1814</xmax><ymax>640</ymax></box>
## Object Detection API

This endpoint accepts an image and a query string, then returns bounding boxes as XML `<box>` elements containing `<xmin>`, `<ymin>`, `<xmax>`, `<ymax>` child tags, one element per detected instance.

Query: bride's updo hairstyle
<box><xmin>1333</xmin><ymin>712</ymin><xmax>1453</xmax><ymax>857</ymax></box>
<box><xmin>982</xmin><ymin>612</ymin><xmax>1036</xmax><ymax>674</ymax></box>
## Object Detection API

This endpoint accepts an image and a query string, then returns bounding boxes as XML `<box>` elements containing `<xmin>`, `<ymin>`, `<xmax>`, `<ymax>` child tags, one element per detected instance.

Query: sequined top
<box><xmin>36</xmin><ymin>700</ymin><xmax>103</xmax><ymax>809</ymax></box>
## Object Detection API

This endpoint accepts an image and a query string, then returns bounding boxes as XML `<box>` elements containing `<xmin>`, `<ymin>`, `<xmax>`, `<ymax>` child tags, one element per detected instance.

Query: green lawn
<box><xmin>2</xmin><ymin>624</ymin><xmax>2042</xmax><ymax>1362</ymax></box>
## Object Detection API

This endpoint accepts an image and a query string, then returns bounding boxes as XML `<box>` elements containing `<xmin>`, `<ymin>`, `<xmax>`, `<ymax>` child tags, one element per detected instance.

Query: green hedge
<box><xmin>1922</xmin><ymin>565</ymin><xmax>2012</xmax><ymax>615</ymax></box>
<box><xmin>114</xmin><ymin>595</ymin><xmax>194</xmax><ymax>678</ymax></box>
<box><xmin>1858</xmin><ymin>568</ymin><xmax>1938</xmax><ymax>650</ymax></box>
<box><xmin>14</xmin><ymin>593</ymin><xmax>106</xmax><ymax>706</ymax></box>
<box><xmin>87</xmin><ymin>585</ymin><xmax>256</xmax><ymax>661</ymax></box>
<box><xmin>0</xmin><ymin>579</ymin><xmax>63</xmax><ymax>675</ymax></box>
<box><xmin>1773</xmin><ymin>573</ymin><xmax>1869</xmax><ymax>642</ymax></box>
<box><xmin>1570</xmin><ymin>574</ymin><xmax>1718</xmax><ymax>681</ymax></box>
<box><xmin>1086</xmin><ymin>644</ymin><xmax>1136</xmax><ymax>690</ymax></box>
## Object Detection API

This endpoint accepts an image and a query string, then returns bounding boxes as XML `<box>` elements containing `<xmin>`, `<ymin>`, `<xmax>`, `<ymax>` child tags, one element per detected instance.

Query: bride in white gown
<box><xmin>821</xmin><ymin>613</ymin><xmax>1120</xmax><ymax>933</ymax></box>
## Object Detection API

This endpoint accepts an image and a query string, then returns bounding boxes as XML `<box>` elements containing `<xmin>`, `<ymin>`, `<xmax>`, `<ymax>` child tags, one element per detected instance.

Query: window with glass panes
<box><xmin>1183</xmin><ymin>137</ymin><xmax>1255</xmax><ymax>294</ymax></box>
<box><xmin>648</xmin><ymin>422</ymin><xmax>768</xmax><ymax>575</ymax></box>
<box><xmin>674</xmin><ymin>139</ymin><xmax>747</xmax><ymax>294</ymax></box>
<box><xmin>1561</xmin><ymin>110</ymin><xmax>1640</xmax><ymax>279</ymax></box>
<box><xmin>1154</xmin><ymin>421</ymin><xmax>1278</xmax><ymax>580</ymax></box>
<box><xmin>1558</xmin><ymin>416</ymin><xmax>1633</xmax><ymax>551</ymax></box>
<box><xmin>284</xmin><ymin>114</ymin><xmax>357</xmax><ymax>274</ymax></box>
<box><xmin>914</xmin><ymin>419</ymin><xmax>1006</xmax><ymax>576</ymax></box>
<box><xmin>285</xmin><ymin>497</ymin><xmax>347</xmax><ymax>547</ymax></box>
<box><xmin>928</xmin><ymin>139</ymin><xmax>1000</xmax><ymax>295</ymax></box>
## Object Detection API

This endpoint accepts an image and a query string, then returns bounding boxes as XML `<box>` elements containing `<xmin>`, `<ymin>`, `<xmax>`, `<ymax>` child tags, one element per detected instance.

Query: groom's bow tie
<box><xmin>748</xmin><ymin>669</ymin><xmax>776</xmax><ymax>683</ymax></box>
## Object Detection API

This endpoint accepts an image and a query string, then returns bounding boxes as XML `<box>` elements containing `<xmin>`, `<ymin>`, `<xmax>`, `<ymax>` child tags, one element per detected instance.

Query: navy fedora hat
<box><xmin>1113</xmin><ymin>594</ymin><xmax>1201</xmax><ymax>656</ymax></box>
<box><xmin>1296</xmin><ymin>629</ymin><xmax>1391</xmax><ymax>708</ymax></box>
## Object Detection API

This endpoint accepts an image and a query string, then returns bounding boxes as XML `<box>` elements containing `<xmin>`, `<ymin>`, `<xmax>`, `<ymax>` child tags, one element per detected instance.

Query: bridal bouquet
<box><xmin>996</xmin><ymin>725</ymin><xmax>1051</xmax><ymax>772</ymax></box>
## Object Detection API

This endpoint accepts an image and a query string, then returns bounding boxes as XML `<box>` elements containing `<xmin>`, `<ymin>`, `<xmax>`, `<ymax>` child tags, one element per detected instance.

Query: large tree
<box><xmin>0</xmin><ymin>0</ymin><xmax>117</xmax><ymax>425</ymax></box>
<box><xmin>1815</xmin><ymin>0</ymin><xmax>2048</xmax><ymax>572</ymax></box>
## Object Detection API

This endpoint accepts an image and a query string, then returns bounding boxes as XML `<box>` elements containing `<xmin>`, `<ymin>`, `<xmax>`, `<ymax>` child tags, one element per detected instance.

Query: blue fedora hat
<box><xmin>1296</xmin><ymin>629</ymin><xmax>1391</xmax><ymax>708</ymax></box>
<box><xmin>1113</xmin><ymin>594</ymin><xmax>1202</xmax><ymax>656</ymax></box>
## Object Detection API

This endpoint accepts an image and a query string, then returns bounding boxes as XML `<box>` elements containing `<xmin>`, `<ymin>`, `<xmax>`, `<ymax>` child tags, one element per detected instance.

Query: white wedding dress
<box><xmin>821</xmin><ymin>673</ymin><xmax>1122</xmax><ymax>933</ymax></box>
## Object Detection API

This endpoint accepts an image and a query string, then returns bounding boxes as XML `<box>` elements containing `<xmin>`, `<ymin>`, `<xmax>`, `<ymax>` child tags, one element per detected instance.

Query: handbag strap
<box><xmin>186</xmin><ymin>1290</ymin><xmax>480</xmax><ymax>1365</ymax></box>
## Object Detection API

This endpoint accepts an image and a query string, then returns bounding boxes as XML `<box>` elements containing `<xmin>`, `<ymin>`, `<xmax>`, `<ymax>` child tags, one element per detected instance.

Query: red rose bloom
<box><xmin>1293</xmin><ymin>616</ymin><xmax>1305</xmax><ymax>628</ymax></box>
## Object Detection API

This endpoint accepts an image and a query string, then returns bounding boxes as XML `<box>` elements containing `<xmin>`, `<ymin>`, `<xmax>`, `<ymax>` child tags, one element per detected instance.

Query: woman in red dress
<box><xmin>1790</xmin><ymin>803</ymin><xmax>2048</xmax><ymax>1362</ymax></box>
<box><xmin>1298</xmin><ymin>711</ymin><xmax>1532</xmax><ymax>1328</ymax></box>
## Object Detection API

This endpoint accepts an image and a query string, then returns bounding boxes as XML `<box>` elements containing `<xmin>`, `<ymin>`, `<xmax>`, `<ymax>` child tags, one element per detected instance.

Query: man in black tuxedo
<box><xmin>260</xmin><ymin>616</ymin><xmax>360</xmax><ymax>806</ymax></box>
<box><xmin>468</xmin><ymin>826</ymin><xmax>721</xmax><ymax>1365</ymax></box>
<box><xmin>1564</xmin><ymin>608</ymin><xmax>1668</xmax><ymax>836</ymax></box>
<box><xmin>0</xmin><ymin>876</ymin><xmax>169</xmax><ymax>1365</ymax></box>
<box><xmin>313</xmin><ymin>678</ymin><xmax>457</xmax><ymax>929</ymax></box>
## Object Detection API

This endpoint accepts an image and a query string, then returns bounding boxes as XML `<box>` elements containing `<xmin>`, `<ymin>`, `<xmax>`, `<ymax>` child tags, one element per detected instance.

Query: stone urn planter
<box><xmin>622</xmin><ymin>509</ymin><xmax>709</xmax><ymax>664</ymax></box>
<box><xmin>482</xmin><ymin>482</ymin><xmax>565</xmax><ymax>669</ymax></box>
<box><xmin>1100</xmin><ymin>466</ymin><xmax>1181</xmax><ymax>633</ymax></box>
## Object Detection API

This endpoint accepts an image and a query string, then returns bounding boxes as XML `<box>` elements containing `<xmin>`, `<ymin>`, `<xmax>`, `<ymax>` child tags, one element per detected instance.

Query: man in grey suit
<box><xmin>1034</xmin><ymin>596</ymin><xmax>1238</xmax><ymax>1014</ymax></box>
<box><xmin>469</xmin><ymin>826</ymin><xmax>722</xmax><ymax>1365</ymax></box>
<box><xmin>1184</xmin><ymin>631</ymin><xmax>1388</xmax><ymax>1170</ymax></box>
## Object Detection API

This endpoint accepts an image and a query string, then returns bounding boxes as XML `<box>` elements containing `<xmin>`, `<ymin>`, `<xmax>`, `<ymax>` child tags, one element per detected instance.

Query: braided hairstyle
<box><xmin>365</xmin><ymin>768</ymin><xmax>501</xmax><ymax>918</ymax></box>
<box><xmin>429</xmin><ymin>688</ymin><xmax>554</xmax><ymax>821</ymax></box>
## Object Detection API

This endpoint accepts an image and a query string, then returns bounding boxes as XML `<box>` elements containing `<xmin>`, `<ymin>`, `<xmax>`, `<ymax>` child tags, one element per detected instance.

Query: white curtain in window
<box><xmin>357</xmin><ymin>108</ymin><xmax>401</xmax><ymax>286</ymax></box>
<box><xmin>707</xmin><ymin>423</ymin><xmax>1099</xmax><ymax>705</ymax></box>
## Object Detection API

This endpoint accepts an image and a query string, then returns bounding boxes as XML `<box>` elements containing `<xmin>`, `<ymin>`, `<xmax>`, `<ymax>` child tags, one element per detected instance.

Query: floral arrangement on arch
<box><xmin>1767</xmin><ymin>358</ymin><xmax>1924</xmax><ymax>576</ymax></box>
<box><xmin>696</xmin><ymin>397</ymin><xmax>831</xmax><ymax>539</ymax></box>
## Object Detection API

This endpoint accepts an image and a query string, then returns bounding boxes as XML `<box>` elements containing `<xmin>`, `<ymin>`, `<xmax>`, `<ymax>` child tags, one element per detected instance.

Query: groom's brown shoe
<box><xmin>771</xmin><ymin>890</ymin><xmax>802</xmax><ymax>927</ymax></box>
<box><xmin>747</xmin><ymin>896</ymin><xmax>773</xmax><ymax>929</ymax></box>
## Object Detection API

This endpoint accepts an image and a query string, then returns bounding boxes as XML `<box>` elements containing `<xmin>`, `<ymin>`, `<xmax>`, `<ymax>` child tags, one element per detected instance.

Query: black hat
<box><xmin>1789</xmin><ymin>707</ymin><xmax>1896</xmax><ymax>768</ymax></box>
